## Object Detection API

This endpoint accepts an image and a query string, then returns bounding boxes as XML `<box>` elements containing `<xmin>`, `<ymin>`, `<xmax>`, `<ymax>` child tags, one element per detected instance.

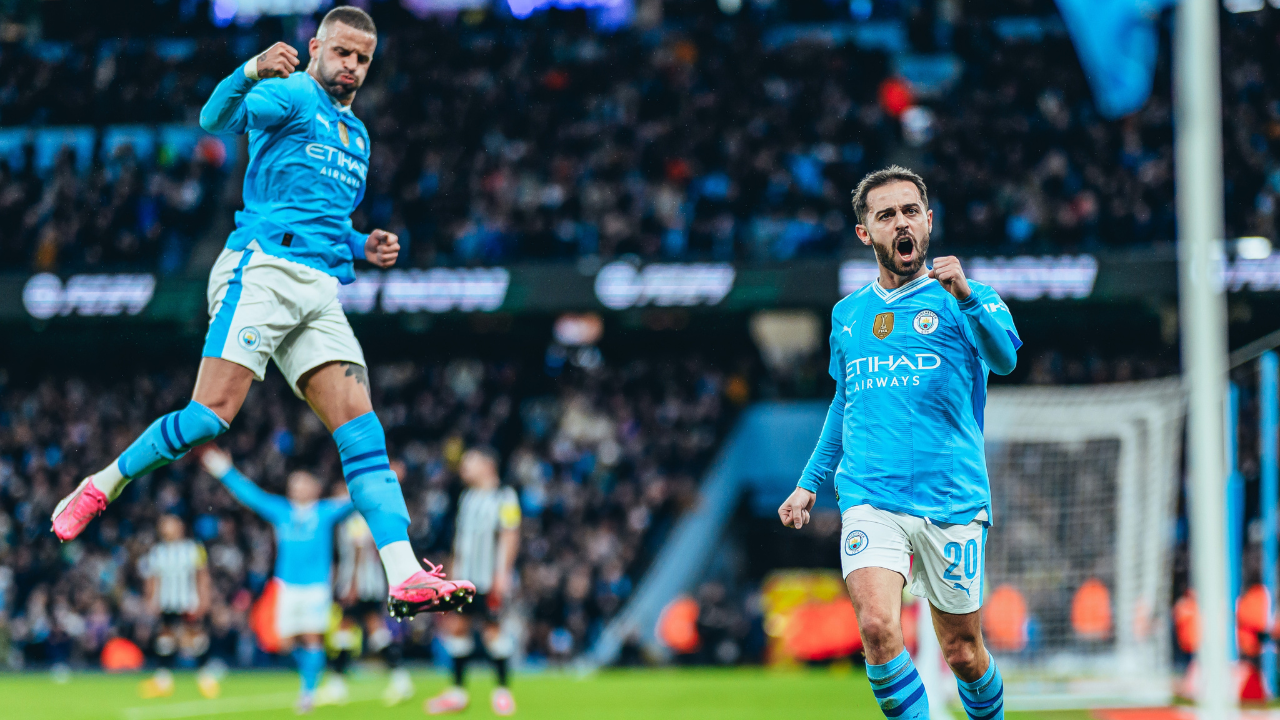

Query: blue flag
<box><xmin>1055</xmin><ymin>0</ymin><xmax>1177</xmax><ymax>118</ymax></box>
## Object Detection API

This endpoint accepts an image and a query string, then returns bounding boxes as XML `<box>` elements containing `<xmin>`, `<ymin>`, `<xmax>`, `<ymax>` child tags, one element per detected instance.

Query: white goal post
<box><xmin>963</xmin><ymin>378</ymin><xmax>1185</xmax><ymax>710</ymax></box>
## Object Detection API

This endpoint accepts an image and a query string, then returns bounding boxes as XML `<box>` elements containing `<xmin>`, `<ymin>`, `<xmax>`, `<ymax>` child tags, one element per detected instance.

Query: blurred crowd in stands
<box><xmin>0</xmin><ymin>338</ymin><xmax>1181</xmax><ymax>670</ymax></box>
<box><xmin>0</xmin><ymin>4</ymin><xmax>1276</xmax><ymax>271</ymax></box>
<box><xmin>0</xmin><ymin>353</ymin><xmax>734</xmax><ymax>669</ymax></box>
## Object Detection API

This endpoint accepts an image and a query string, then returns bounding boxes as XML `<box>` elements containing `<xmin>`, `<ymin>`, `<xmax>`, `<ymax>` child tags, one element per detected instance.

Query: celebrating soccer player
<box><xmin>198</xmin><ymin>447</ymin><xmax>352</xmax><ymax>713</ymax></box>
<box><xmin>50</xmin><ymin>6</ymin><xmax>473</xmax><ymax>618</ymax></box>
<box><xmin>779</xmin><ymin>167</ymin><xmax>1020</xmax><ymax>720</ymax></box>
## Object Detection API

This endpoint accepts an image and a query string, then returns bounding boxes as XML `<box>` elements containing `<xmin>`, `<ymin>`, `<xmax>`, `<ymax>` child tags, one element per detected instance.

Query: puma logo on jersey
<box><xmin>315</xmin><ymin>113</ymin><xmax>331</xmax><ymax>131</ymax></box>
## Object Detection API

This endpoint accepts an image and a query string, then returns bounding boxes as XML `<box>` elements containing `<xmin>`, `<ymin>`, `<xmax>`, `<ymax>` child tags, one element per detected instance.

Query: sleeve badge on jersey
<box><xmin>913</xmin><ymin>310</ymin><xmax>939</xmax><ymax>335</ymax></box>
<box><xmin>872</xmin><ymin>312</ymin><xmax>895</xmax><ymax>339</ymax></box>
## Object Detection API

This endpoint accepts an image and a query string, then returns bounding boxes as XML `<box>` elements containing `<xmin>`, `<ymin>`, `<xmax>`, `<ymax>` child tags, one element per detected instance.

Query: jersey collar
<box><xmin>872</xmin><ymin>274</ymin><xmax>934</xmax><ymax>304</ymax></box>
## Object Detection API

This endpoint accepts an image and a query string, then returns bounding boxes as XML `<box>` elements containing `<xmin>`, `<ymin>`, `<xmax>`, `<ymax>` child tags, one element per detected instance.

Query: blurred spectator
<box><xmin>0</xmin><ymin>8</ymin><xmax>1275</xmax><ymax>270</ymax></box>
<box><xmin>0</xmin><ymin>353</ymin><xmax>733</xmax><ymax>666</ymax></box>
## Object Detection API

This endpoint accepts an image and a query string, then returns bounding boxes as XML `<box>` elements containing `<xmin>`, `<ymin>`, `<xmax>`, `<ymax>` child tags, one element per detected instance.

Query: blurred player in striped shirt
<box><xmin>138</xmin><ymin>515</ymin><xmax>218</xmax><ymax>699</ymax></box>
<box><xmin>427</xmin><ymin>448</ymin><xmax>521</xmax><ymax>716</ymax></box>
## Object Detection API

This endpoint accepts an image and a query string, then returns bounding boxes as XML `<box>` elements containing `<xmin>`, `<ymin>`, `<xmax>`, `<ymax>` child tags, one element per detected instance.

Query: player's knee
<box><xmin>941</xmin><ymin>638</ymin><xmax>982</xmax><ymax>677</ymax></box>
<box><xmin>858</xmin><ymin>611</ymin><xmax>900</xmax><ymax>655</ymax></box>
<box><xmin>171</xmin><ymin>401</ymin><xmax>229</xmax><ymax>455</ymax></box>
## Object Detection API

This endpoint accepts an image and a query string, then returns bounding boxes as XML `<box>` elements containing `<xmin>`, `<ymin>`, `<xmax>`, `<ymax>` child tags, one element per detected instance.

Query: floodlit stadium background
<box><xmin>0</xmin><ymin>0</ymin><xmax>1278</xmax><ymax>716</ymax></box>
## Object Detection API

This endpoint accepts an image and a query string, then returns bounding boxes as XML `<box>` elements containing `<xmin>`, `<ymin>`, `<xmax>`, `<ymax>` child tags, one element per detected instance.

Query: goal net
<box><xmin>974</xmin><ymin>378</ymin><xmax>1185</xmax><ymax>710</ymax></box>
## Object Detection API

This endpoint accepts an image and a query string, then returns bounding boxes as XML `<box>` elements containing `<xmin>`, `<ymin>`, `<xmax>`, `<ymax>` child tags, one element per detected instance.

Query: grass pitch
<box><xmin>1</xmin><ymin>666</ymin><xmax>1092</xmax><ymax>720</ymax></box>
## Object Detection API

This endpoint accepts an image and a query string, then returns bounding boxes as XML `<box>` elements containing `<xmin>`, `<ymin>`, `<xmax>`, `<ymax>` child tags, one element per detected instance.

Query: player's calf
<box><xmin>331</xmin><ymin>411</ymin><xmax>475</xmax><ymax>615</ymax></box>
<box><xmin>867</xmin><ymin>649</ymin><xmax>930</xmax><ymax>720</ymax></box>
<box><xmin>956</xmin><ymin>656</ymin><xmax>1004</xmax><ymax>720</ymax></box>
<box><xmin>52</xmin><ymin>400</ymin><xmax>228</xmax><ymax>540</ymax></box>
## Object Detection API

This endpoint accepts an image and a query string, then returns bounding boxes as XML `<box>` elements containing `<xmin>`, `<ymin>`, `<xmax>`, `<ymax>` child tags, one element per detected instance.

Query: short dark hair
<box><xmin>319</xmin><ymin>6</ymin><xmax>377</xmax><ymax>37</ymax></box>
<box><xmin>465</xmin><ymin>445</ymin><xmax>501</xmax><ymax>468</ymax></box>
<box><xmin>850</xmin><ymin>165</ymin><xmax>929</xmax><ymax>224</ymax></box>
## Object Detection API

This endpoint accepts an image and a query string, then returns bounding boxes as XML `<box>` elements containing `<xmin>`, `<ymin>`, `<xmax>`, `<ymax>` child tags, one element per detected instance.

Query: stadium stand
<box><xmin>0</xmin><ymin>354</ymin><xmax>734</xmax><ymax>667</ymax></box>
<box><xmin>0</xmin><ymin>342</ymin><xmax>1176</xmax><ymax>669</ymax></box>
<box><xmin>0</xmin><ymin>9</ymin><xmax>1274</xmax><ymax>271</ymax></box>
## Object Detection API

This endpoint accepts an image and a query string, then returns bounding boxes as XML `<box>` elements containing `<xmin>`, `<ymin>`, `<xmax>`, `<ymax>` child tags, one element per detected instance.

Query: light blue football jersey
<box><xmin>201</xmin><ymin>68</ymin><xmax>370</xmax><ymax>284</ymax></box>
<box><xmin>798</xmin><ymin>275</ymin><xmax>1021</xmax><ymax>525</ymax></box>
<box><xmin>219</xmin><ymin>468</ymin><xmax>355</xmax><ymax>585</ymax></box>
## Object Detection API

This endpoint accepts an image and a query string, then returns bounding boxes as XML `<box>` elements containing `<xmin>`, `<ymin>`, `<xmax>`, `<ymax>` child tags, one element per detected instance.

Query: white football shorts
<box><xmin>839</xmin><ymin>504</ymin><xmax>988</xmax><ymax>615</ymax></box>
<box><xmin>203</xmin><ymin>242</ymin><xmax>366</xmax><ymax>398</ymax></box>
<box><xmin>275</xmin><ymin>581</ymin><xmax>334</xmax><ymax>638</ymax></box>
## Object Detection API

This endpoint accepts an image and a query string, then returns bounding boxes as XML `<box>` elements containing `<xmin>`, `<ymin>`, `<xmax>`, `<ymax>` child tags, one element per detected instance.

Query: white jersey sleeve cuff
<box><xmin>244</xmin><ymin>59</ymin><xmax>259</xmax><ymax>81</ymax></box>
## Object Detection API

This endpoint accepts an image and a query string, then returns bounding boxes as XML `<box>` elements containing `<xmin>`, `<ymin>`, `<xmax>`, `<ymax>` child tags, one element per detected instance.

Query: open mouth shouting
<box><xmin>895</xmin><ymin>234</ymin><xmax>916</xmax><ymax>264</ymax></box>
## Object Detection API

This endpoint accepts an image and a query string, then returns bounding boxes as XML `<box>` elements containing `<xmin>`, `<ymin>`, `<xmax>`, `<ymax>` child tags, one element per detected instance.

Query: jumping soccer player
<box><xmin>427</xmin><ymin>448</ymin><xmax>521</xmax><ymax>716</ymax></box>
<box><xmin>199</xmin><ymin>447</ymin><xmax>348</xmax><ymax>713</ymax></box>
<box><xmin>50</xmin><ymin>6</ymin><xmax>473</xmax><ymax>617</ymax></box>
<box><xmin>779</xmin><ymin>166</ymin><xmax>1019</xmax><ymax>720</ymax></box>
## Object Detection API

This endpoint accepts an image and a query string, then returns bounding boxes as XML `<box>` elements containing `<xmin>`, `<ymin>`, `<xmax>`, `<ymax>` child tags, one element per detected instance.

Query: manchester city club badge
<box><xmin>845</xmin><ymin>529</ymin><xmax>868</xmax><ymax>556</ymax></box>
<box><xmin>238</xmin><ymin>326</ymin><xmax>261</xmax><ymax>351</ymax></box>
<box><xmin>913</xmin><ymin>309</ymin><xmax>939</xmax><ymax>335</ymax></box>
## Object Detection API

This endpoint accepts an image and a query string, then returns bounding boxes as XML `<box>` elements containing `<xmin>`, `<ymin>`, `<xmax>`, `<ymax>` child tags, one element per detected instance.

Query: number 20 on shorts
<box><xmin>943</xmin><ymin>539</ymin><xmax>979</xmax><ymax>581</ymax></box>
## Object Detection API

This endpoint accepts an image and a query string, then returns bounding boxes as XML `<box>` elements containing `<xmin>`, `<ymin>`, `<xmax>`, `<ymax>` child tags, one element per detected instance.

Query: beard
<box><xmin>872</xmin><ymin>228</ymin><xmax>930</xmax><ymax>278</ymax></box>
<box><xmin>315</xmin><ymin>58</ymin><xmax>361</xmax><ymax>102</ymax></box>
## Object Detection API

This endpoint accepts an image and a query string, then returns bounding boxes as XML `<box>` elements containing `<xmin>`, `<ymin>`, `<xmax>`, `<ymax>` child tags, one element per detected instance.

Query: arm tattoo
<box><xmin>342</xmin><ymin>362</ymin><xmax>371</xmax><ymax>399</ymax></box>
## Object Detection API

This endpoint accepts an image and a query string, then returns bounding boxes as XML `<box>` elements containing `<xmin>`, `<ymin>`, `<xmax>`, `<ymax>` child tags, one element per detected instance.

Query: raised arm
<box><xmin>930</xmin><ymin>257</ymin><xmax>1021</xmax><ymax>376</ymax></box>
<box><xmin>200</xmin><ymin>446</ymin><xmax>291</xmax><ymax>523</ymax></box>
<box><xmin>957</xmin><ymin>291</ymin><xmax>1020</xmax><ymax>376</ymax></box>
<box><xmin>321</xmin><ymin>497</ymin><xmax>357</xmax><ymax>525</ymax></box>
<box><xmin>199</xmin><ymin>42</ymin><xmax>300</xmax><ymax>135</ymax></box>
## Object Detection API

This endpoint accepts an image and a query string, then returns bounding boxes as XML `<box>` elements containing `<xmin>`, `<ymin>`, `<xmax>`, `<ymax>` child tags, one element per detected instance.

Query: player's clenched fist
<box><xmin>779</xmin><ymin>487</ymin><xmax>816</xmax><ymax>530</ymax></box>
<box><xmin>928</xmin><ymin>255</ymin><xmax>972</xmax><ymax>301</ymax></box>
<box><xmin>365</xmin><ymin>229</ymin><xmax>400</xmax><ymax>268</ymax></box>
<box><xmin>253</xmin><ymin>42</ymin><xmax>300</xmax><ymax>80</ymax></box>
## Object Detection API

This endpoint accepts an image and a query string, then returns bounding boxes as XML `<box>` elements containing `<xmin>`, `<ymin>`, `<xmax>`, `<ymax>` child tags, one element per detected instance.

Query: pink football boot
<box><xmin>387</xmin><ymin>561</ymin><xmax>476</xmax><ymax>619</ymax></box>
<box><xmin>51</xmin><ymin>476</ymin><xmax>109</xmax><ymax>541</ymax></box>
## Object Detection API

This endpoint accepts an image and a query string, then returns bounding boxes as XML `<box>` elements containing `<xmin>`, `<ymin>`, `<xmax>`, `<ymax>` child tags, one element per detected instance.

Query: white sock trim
<box><xmin>378</xmin><ymin>541</ymin><xmax>421</xmax><ymax>587</ymax></box>
<box><xmin>89</xmin><ymin>462</ymin><xmax>127</xmax><ymax>500</ymax></box>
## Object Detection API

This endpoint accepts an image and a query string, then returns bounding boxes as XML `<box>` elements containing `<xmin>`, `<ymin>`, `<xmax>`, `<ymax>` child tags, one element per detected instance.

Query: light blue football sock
<box><xmin>867</xmin><ymin>649</ymin><xmax>929</xmax><ymax>719</ymax></box>
<box><xmin>293</xmin><ymin>646</ymin><xmax>326</xmax><ymax>693</ymax></box>
<box><xmin>115</xmin><ymin>400</ymin><xmax>228</xmax><ymax>479</ymax></box>
<box><xmin>332</xmin><ymin>412</ymin><xmax>410</xmax><ymax>549</ymax></box>
<box><xmin>957</xmin><ymin>655</ymin><xmax>1004</xmax><ymax>720</ymax></box>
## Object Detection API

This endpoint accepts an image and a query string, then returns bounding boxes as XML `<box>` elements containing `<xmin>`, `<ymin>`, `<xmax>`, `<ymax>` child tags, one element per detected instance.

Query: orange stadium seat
<box><xmin>785</xmin><ymin>601</ymin><xmax>862</xmax><ymax>661</ymax></box>
<box><xmin>1071</xmin><ymin>578</ymin><xmax>1112</xmax><ymax>641</ymax></box>
<box><xmin>100</xmin><ymin>637</ymin><xmax>145</xmax><ymax>672</ymax></box>
<box><xmin>1173</xmin><ymin>590</ymin><xmax>1199</xmax><ymax>654</ymax></box>
<box><xmin>657</xmin><ymin>596</ymin><xmax>701</xmax><ymax>655</ymax></box>
<box><xmin>1236</xmin><ymin>584</ymin><xmax>1271</xmax><ymax>658</ymax></box>
<box><xmin>982</xmin><ymin>584</ymin><xmax>1028</xmax><ymax>652</ymax></box>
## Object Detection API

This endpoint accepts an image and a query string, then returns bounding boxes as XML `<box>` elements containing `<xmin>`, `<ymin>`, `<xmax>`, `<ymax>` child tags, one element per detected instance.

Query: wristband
<box><xmin>244</xmin><ymin>58</ymin><xmax>260</xmax><ymax>81</ymax></box>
